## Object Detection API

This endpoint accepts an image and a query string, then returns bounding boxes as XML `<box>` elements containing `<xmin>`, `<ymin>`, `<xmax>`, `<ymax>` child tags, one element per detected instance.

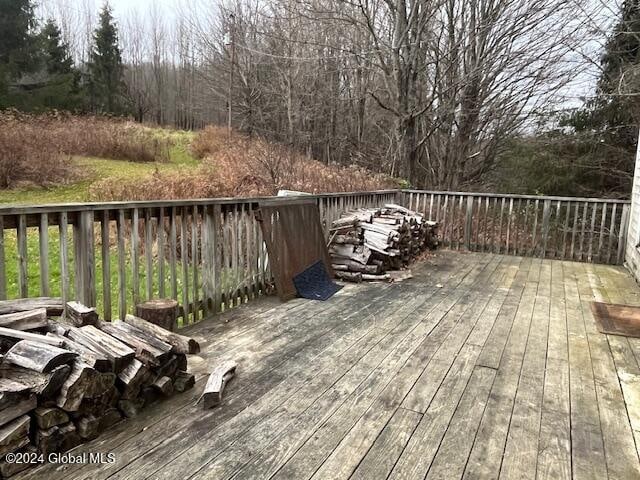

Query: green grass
<box><xmin>3</xmin><ymin>226</ymin><xmax>249</xmax><ymax>322</ymax></box>
<box><xmin>0</xmin><ymin>128</ymin><xmax>200</xmax><ymax>206</ymax></box>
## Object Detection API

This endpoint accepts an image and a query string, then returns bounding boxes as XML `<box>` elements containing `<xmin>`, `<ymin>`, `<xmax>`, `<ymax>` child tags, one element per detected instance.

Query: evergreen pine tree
<box><xmin>41</xmin><ymin>19</ymin><xmax>73</xmax><ymax>75</ymax></box>
<box><xmin>36</xmin><ymin>18</ymin><xmax>84</xmax><ymax>111</ymax></box>
<box><xmin>567</xmin><ymin>0</ymin><xmax>640</xmax><ymax>151</ymax></box>
<box><xmin>0</xmin><ymin>0</ymin><xmax>39</xmax><ymax>107</ymax></box>
<box><xmin>87</xmin><ymin>3</ymin><xmax>126</xmax><ymax>114</ymax></box>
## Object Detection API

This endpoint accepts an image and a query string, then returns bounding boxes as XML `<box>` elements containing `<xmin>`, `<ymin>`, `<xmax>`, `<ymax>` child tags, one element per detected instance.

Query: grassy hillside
<box><xmin>0</xmin><ymin>114</ymin><xmax>396</xmax><ymax>206</ymax></box>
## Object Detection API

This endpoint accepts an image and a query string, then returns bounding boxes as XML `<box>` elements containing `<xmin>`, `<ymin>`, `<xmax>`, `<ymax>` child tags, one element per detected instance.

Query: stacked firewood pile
<box><xmin>329</xmin><ymin>204</ymin><xmax>438</xmax><ymax>282</ymax></box>
<box><xmin>0</xmin><ymin>298</ymin><xmax>199</xmax><ymax>478</ymax></box>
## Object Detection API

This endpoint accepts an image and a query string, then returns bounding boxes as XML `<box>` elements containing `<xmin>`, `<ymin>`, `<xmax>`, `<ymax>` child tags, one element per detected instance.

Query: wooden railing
<box><xmin>0</xmin><ymin>191</ymin><xmax>398</xmax><ymax>325</ymax></box>
<box><xmin>0</xmin><ymin>188</ymin><xmax>630</xmax><ymax>326</ymax></box>
<box><xmin>402</xmin><ymin>190</ymin><xmax>631</xmax><ymax>265</ymax></box>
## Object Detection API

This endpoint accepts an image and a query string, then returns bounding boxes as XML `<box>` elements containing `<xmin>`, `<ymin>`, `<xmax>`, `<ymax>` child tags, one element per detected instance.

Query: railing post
<box><xmin>464</xmin><ymin>196</ymin><xmax>474</xmax><ymax>251</ymax></box>
<box><xmin>73</xmin><ymin>210</ymin><xmax>96</xmax><ymax>307</ymax></box>
<box><xmin>541</xmin><ymin>199</ymin><xmax>551</xmax><ymax>259</ymax></box>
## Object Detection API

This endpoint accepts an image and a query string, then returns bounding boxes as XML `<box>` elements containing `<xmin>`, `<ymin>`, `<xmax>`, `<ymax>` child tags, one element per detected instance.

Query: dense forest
<box><xmin>1</xmin><ymin>0</ymin><xmax>639</xmax><ymax>197</ymax></box>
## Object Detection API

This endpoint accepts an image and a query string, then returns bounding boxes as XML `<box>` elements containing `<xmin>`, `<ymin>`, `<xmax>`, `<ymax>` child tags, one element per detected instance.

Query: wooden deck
<box><xmin>23</xmin><ymin>251</ymin><xmax>640</xmax><ymax>480</ymax></box>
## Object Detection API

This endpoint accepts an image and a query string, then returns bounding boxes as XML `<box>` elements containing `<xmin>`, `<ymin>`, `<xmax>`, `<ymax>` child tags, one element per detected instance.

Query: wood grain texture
<box><xmin>18</xmin><ymin>251</ymin><xmax>640</xmax><ymax>480</ymax></box>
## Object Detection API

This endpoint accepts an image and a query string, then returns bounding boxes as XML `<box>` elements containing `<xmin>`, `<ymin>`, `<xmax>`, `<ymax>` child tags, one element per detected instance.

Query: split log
<box><xmin>35</xmin><ymin>425</ymin><xmax>59</xmax><ymax>455</ymax></box>
<box><xmin>0</xmin><ymin>328</ymin><xmax>65</xmax><ymax>347</ymax></box>
<box><xmin>34</xmin><ymin>407</ymin><xmax>69</xmax><ymax>429</ymax></box>
<box><xmin>173</xmin><ymin>371</ymin><xmax>195</xmax><ymax>393</ymax></box>
<box><xmin>4</xmin><ymin>340</ymin><xmax>76</xmax><ymax>373</ymax></box>
<box><xmin>85</xmin><ymin>372</ymin><xmax>116</xmax><ymax>399</ymax></box>
<box><xmin>332</xmin><ymin>234</ymin><xmax>361</xmax><ymax>245</ymax></box>
<box><xmin>65</xmin><ymin>302</ymin><xmax>99</xmax><ymax>327</ymax></box>
<box><xmin>330</xmin><ymin>259</ymin><xmax>381</xmax><ymax>274</ymax></box>
<box><xmin>0</xmin><ymin>309</ymin><xmax>48</xmax><ymax>331</ymax></box>
<box><xmin>76</xmin><ymin>414</ymin><xmax>100</xmax><ymax>440</ymax></box>
<box><xmin>116</xmin><ymin>359</ymin><xmax>148</xmax><ymax>400</ymax></box>
<box><xmin>124</xmin><ymin>315</ymin><xmax>200</xmax><ymax>354</ymax></box>
<box><xmin>329</xmin><ymin>244</ymin><xmax>371</xmax><ymax>265</ymax></box>
<box><xmin>361</xmin><ymin>273</ymin><xmax>391</xmax><ymax>281</ymax></box>
<box><xmin>0</xmin><ymin>416</ymin><xmax>30</xmax><ymax>457</ymax></box>
<box><xmin>0</xmin><ymin>364</ymin><xmax>71</xmax><ymax>398</ymax></box>
<box><xmin>56</xmin><ymin>361</ymin><xmax>98</xmax><ymax>412</ymax></box>
<box><xmin>199</xmin><ymin>361</ymin><xmax>237</xmax><ymax>409</ymax></box>
<box><xmin>152</xmin><ymin>376</ymin><xmax>174</xmax><ymax>396</ymax></box>
<box><xmin>106</xmin><ymin>320</ymin><xmax>173</xmax><ymax>357</ymax></box>
<box><xmin>155</xmin><ymin>355</ymin><xmax>180</xmax><ymax>379</ymax></box>
<box><xmin>0</xmin><ymin>395</ymin><xmax>35</xmax><ymax>428</ymax></box>
<box><xmin>58</xmin><ymin>422</ymin><xmax>81</xmax><ymax>452</ymax></box>
<box><xmin>67</xmin><ymin>326</ymin><xmax>135</xmax><ymax>372</ymax></box>
<box><xmin>335</xmin><ymin>271</ymin><xmax>362</xmax><ymax>283</ymax></box>
<box><xmin>134</xmin><ymin>299</ymin><xmax>178</xmax><ymax>332</ymax></box>
<box><xmin>99</xmin><ymin>321</ymin><xmax>169</xmax><ymax>366</ymax></box>
<box><xmin>47</xmin><ymin>334</ymin><xmax>112</xmax><ymax>372</ymax></box>
<box><xmin>0</xmin><ymin>298</ymin><xmax>63</xmax><ymax>317</ymax></box>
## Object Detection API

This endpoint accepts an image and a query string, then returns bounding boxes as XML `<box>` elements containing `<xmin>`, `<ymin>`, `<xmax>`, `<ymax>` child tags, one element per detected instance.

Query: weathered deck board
<box><xmin>22</xmin><ymin>251</ymin><xmax>640</xmax><ymax>480</ymax></box>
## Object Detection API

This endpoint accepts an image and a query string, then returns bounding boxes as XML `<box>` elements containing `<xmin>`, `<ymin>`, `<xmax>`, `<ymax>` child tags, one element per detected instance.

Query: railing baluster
<box><xmin>17</xmin><ymin>215</ymin><xmax>28</xmax><ymax>298</ymax></box>
<box><xmin>170</xmin><ymin>207</ymin><xmax>178</xmax><ymax>300</ymax></box>
<box><xmin>464</xmin><ymin>196</ymin><xmax>474</xmax><ymax>251</ymax></box>
<box><xmin>441</xmin><ymin>196</ymin><xmax>449</xmax><ymax>247</ymax></box>
<box><xmin>145</xmin><ymin>209</ymin><xmax>153</xmax><ymax>301</ymax></box>
<box><xmin>561</xmin><ymin>201</ymin><xmax>570</xmax><ymax>260</ymax></box>
<box><xmin>39</xmin><ymin>213</ymin><xmax>49</xmax><ymax>296</ymax></box>
<box><xmin>579</xmin><ymin>201</ymin><xmax>588</xmax><ymax>261</ymax></box>
<box><xmin>131</xmin><ymin>208</ymin><xmax>140</xmax><ymax>307</ymax></box>
<box><xmin>59</xmin><ymin>213</ymin><xmax>69</xmax><ymax>313</ymax></box>
<box><xmin>117</xmin><ymin>210</ymin><xmax>126</xmax><ymax>319</ymax></box>
<box><xmin>180</xmin><ymin>207</ymin><xmax>190</xmax><ymax>323</ymax></box>
<box><xmin>497</xmin><ymin>198</ymin><xmax>506</xmax><ymax>254</ymax></box>
<box><xmin>607</xmin><ymin>203</ymin><xmax>617</xmax><ymax>265</ymax></box>
<box><xmin>597</xmin><ymin>203</ymin><xmax>608</xmax><ymax>264</ymax></box>
<box><xmin>192</xmin><ymin>205</ymin><xmax>199</xmax><ymax>323</ymax></box>
<box><xmin>0</xmin><ymin>216</ymin><xmax>5</xmax><ymax>300</ymax></box>
<box><xmin>506</xmin><ymin>198</ymin><xmax>514</xmax><ymax>255</ymax></box>
<box><xmin>571</xmin><ymin>202</ymin><xmax>579</xmax><ymax>260</ymax></box>
<box><xmin>158</xmin><ymin>207</ymin><xmax>166</xmax><ymax>299</ymax></box>
<box><xmin>530</xmin><ymin>199</ymin><xmax>539</xmax><ymax>257</ymax></box>
<box><xmin>587</xmin><ymin>203</ymin><xmax>597</xmax><ymax>263</ymax></box>
<box><xmin>101</xmin><ymin>210</ymin><xmax>111</xmax><ymax>321</ymax></box>
<box><xmin>541</xmin><ymin>199</ymin><xmax>551</xmax><ymax>259</ymax></box>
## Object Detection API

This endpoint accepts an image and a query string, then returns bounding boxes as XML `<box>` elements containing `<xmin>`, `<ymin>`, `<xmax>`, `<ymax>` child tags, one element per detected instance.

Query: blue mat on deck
<box><xmin>293</xmin><ymin>261</ymin><xmax>343</xmax><ymax>301</ymax></box>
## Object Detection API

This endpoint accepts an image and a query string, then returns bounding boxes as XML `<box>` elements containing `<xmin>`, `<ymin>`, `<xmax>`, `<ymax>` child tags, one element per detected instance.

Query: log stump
<box><xmin>134</xmin><ymin>299</ymin><xmax>178</xmax><ymax>332</ymax></box>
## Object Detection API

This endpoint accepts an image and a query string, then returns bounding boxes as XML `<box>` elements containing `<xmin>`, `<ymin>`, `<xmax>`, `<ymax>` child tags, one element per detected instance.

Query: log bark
<box><xmin>173</xmin><ymin>371</ymin><xmax>195</xmax><ymax>393</ymax></box>
<box><xmin>4</xmin><ymin>340</ymin><xmax>76</xmax><ymax>373</ymax></box>
<box><xmin>199</xmin><ymin>360</ymin><xmax>236</xmax><ymax>409</ymax></box>
<box><xmin>124</xmin><ymin>315</ymin><xmax>200</xmax><ymax>354</ymax></box>
<box><xmin>65</xmin><ymin>302</ymin><xmax>99</xmax><ymax>327</ymax></box>
<box><xmin>0</xmin><ymin>309</ymin><xmax>48</xmax><ymax>331</ymax></box>
<box><xmin>0</xmin><ymin>364</ymin><xmax>71</xmax><ymax>398</ymax></box>
<box><xmin>152</xmin><ymin>376</ymin><xmax>174</xmax><ymax>396</ymax></box>
<box><xmin>76</xmin><ymin>414</ymin><xmax>100</xmax><ymax>440</ymax></box>
<box><xmin>99</xmin><ymin>321</ymin><xmax>170</xmax><ymax>367</ymax></box>
<box><xmin>135</xmin><ymin>299</ymin><xmax>178</xmax><ymax>332</ymax></box>
<box><xmin>67</xmin><ymin>326</ymin><xmax>135</xmax><ymax>372</ymax></box>
<box><xmin>34</xmin><ymin>407</ymin><xmax>69</xmax><ymax>429</ymax></box>
<box><xmin>335</xmin><ymin>271</ymin><xmax>362</xmax><ymax>283</ymax></box>
<box><xmin>0</xmin><ymin>328</ymin><xmax>65</xmax><ymax>347</ymax></box>
<box><xmin>58</xmin><ymin>422</ymin><xmax>81</xmax><ymax>452</ymax></box>
<box><xmin>0</xmin><ymin>298</ymin><xmax>63</xmax><ymax>317</ymax></box>
<box><xmin>47</xmin><ymin>334</ymin><xmax>112</xmax><ymax>372</ymax></box>
<box><xmin>0</xmin><ymin>415</ymin><xmax>30</xmax><ymax>457</ymax></box>
<box><xmin>56</xmin><ymin>361</ymin><xmax>98</xmax><ymax>412</ymax></box>
<box><xmin>0</xmin><ymin>395</ymin><xmax>35</xmax><ymax>428</ymax></box>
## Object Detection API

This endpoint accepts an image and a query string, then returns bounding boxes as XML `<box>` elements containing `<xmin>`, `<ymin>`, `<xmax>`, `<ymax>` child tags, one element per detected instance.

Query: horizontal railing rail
<box><xmin>401</xmin><ymin>190</ymin><xmax>631</xmax><ymax>265</ymax></box>
<box><xmin>0</xmin><ymin>190</ymin><xmax>398</xmax><ymax>326</ymax></box>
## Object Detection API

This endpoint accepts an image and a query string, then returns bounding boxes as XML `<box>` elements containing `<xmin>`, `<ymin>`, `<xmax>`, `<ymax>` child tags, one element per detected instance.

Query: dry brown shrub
<box><xmin>0</xmin><ymin>111</ymin><xmax>170</xmax><ymax>189</ymax></box>
<box><xmin>93</xmin><ymin>129</ymin><xmax>397</xmax><ymax>201</ymax></box>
